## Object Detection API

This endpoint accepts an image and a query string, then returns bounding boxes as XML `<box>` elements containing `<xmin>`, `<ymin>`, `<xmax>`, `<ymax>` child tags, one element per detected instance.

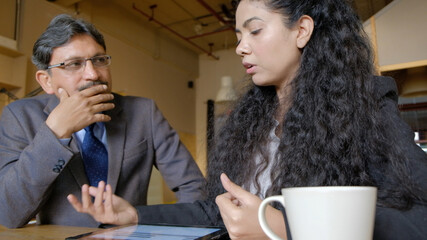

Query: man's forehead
<box><xmin>50</xmin><ymin>35</ymin><xmax>105</xmax><ymax>61</ymax></box>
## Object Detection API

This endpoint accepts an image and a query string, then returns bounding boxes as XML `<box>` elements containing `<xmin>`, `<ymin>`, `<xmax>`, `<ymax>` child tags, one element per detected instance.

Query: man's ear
<box><xmin>296</xmin><ymin>15</ymin><xmax>314</xmax><ymax>49</ymax></box>
<box><xmin>35</xmin><ymin>70</ymin><xmax>55</xmax><ymax>94</ymax></box>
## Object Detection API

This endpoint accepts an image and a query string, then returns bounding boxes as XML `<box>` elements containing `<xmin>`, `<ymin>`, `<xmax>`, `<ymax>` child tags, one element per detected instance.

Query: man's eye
<box><xmin>93</xmin><ymin>57</ymin><xmax>106</xmax><ymax>64</ymax></box>
<box><xmin>66</xmin><ymin>60</ymin><xmax>83</xmax><ymax>67</ymax></box>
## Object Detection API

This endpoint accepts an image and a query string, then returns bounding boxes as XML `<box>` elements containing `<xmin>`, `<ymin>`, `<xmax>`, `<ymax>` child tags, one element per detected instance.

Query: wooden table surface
<box><xmin>0</xmin><ymin>223</ymin><xmax>98</xmax><ymax>240</ymax></box>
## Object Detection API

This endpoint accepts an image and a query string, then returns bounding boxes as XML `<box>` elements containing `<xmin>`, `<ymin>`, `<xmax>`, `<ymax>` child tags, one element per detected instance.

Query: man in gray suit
<box><xmin>0</xmin><ymin>14</ymin><xmax>206</xmax><ymax>228</ymax></box>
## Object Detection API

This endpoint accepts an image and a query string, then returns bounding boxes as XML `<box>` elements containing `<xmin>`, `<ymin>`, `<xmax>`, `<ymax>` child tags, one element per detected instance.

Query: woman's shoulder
<box><xmin>372</xmin><ymin>75</ymin><xmax>398</xmax><ymax>101</ymax></box>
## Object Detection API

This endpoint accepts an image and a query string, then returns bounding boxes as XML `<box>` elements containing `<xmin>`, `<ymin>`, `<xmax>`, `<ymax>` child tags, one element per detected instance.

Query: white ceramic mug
<box><xmin>258</xmin><ymin>186</ymin><xmax>377</xmax><ymax>240</ymax></box>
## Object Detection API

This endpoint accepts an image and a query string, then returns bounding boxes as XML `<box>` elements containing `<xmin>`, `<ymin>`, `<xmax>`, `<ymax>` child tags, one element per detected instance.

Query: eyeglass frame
<box><xmin>46</xmin><ymin>55</ymin><xmax>112</xmax><ymax>71</ymax></box>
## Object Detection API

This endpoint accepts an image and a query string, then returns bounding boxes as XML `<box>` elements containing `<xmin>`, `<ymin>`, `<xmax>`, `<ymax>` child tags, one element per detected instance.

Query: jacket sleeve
<box><xmin>374</xmin><ymin>204</ymin><xmax>427</xmax><ymax>240</ymax></box>
<box><xmin>149</xmin><ymin>101</ymin><xmax>206</xmax><ymax>203</ymax></box>
<box><xmin>0</xmin><ymin>104</ymin><xmax>75</xmax><ymax>228</ymax></box>
<box><xmin>372</xmin><ymin>76</ymin><xmax>427</xmax><ymax>239</ymax></box>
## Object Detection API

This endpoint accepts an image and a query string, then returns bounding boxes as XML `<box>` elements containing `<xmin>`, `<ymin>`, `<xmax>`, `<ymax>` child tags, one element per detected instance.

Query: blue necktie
<box><xmin>81</xmin><ymin>124</ymin><xmax>108</xmax><ymax>186</ymax></box>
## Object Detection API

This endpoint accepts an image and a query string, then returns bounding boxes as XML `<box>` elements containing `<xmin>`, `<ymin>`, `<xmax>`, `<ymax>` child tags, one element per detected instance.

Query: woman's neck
<box><xmin>275</xmin><ymin>83</ymin><xmax>293</xmax><ymax>117</ymax></box>
<box><xmin>274</xmin><ymin>86</ymin><xmax>293</xmax><ymax>136</ymax></box>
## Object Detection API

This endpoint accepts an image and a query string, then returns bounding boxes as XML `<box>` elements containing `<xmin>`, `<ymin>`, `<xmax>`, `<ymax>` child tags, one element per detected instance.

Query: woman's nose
<box><xmin>236</xmin><ymin>40</ymin><xmax>250</xmax><ymax>56</ymax></box>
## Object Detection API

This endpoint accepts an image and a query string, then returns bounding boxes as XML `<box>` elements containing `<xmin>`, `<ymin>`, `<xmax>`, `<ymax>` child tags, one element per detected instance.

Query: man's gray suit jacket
<box><xmin>0</xmin><ymin>93</ymin><xmax>206</xmax><ymax>228</ymax></box>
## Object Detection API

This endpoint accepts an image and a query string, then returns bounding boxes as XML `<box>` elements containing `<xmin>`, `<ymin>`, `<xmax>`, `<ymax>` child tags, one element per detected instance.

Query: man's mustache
<box><xmin>78</xmin><ymin>81</ymin><xmax>109</xmax><ymax>91</ymax></box>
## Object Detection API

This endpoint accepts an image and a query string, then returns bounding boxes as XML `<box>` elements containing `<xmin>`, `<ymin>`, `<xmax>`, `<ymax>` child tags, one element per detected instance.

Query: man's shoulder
<box><xmin>6</xmin><ymin>94</ymin><xmax>55</xmax><ymax>110</ymax></box>
<box><xmin>112</xmin><ymin>93</ymin><xmax>155</xmax><ymax>107</ymax></box>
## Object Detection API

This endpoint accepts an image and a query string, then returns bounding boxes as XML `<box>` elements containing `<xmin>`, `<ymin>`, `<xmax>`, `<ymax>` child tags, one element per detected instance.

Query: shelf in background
<box><xmin>0</xmin><ymin>35</ymin><xmax>21</xmax><ymax>57</ymax></box>
<box><xmin>0</xmin><ymin>81</ymin><xmax>20</xmax><ymax>91</ymax></box>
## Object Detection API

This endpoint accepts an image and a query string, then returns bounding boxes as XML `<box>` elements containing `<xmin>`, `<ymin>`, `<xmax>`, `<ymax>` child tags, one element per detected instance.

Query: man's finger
<box><xmin>93</xmin><ymin>112</ymin><xmax>113</xmax><ymax>123</ymax></box>
<box><xmin>88</xmin><ymin>186</ymin><xmax>100</xmax><ymax>197</ymax></box>
<box><xmin>91</xmin><ymin>92</ymin><xmax>114</xmax><ymax>104</ymax></box>
<box><xmin>81</xmin><ymin>184</ymin><xmax>92</xmax><ymax>209</ymax></box>
<box><xmin>104</xmin><ymin>184</ymin><xmax>114</xmax><ymax>212</ymax></box>
<box><xmin>58</xmin><ymin>88</ymin><xmax>69</xmax><ymax>102</ymax></box>
<box><xmin>93</xmin><ymin>181</ymin><xmax>106</xmax><ymax>207</ymax></box>
<box><xmin>81</xmin><ymin>84</ymin><xmax>108</xmax><ymax>97</ymax></box>
<box><xmin>67</xmin><ymin>194</ymin><xmax>84</xmax><ymax>212</ymax></box>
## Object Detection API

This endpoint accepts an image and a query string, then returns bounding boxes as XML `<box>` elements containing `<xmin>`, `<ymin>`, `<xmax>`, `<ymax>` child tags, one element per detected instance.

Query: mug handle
<box><xmin>258</xmin><ymin>195</ymin><xmax>286</xmax><ymax>240</ymax></box>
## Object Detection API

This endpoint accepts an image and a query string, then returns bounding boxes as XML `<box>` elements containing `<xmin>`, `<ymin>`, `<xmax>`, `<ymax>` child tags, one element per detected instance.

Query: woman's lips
<box><xmin>243</xmin><ymin>62</ymin><xmax>255</xmax><ymax>74</ymax></box>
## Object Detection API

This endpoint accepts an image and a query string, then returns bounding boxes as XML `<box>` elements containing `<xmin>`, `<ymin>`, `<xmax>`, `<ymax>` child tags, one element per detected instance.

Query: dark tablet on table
<box><xmin>66</xmin><ymin>223</ymin><xmax>229</xmax><ymax>240</ymax></box>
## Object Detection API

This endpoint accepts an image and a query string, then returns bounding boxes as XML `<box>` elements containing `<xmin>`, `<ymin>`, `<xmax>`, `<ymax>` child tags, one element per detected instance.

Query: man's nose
<box><xmin>81</xmin><ymin>60</ymin><xmax>99</xmax><ymax>80</ymax></box>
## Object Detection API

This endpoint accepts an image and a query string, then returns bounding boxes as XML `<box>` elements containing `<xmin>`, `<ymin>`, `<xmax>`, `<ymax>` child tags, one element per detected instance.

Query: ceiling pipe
<box><xmin>196</xmin><ymin>0</ymin><xmax>234</xmax><ymax>28</ymax></box>
<box><xmin>186</xmin><ymin>27</ymin><xmax>231</xmax><ymax>40</ymax></box>
<box><xmin>192</xmin><ymin>0</ymin><xmax>234</xmax><ymax>41</ymax></box>
<box><xmin>132</xmin><ymin>3</ymin><xmax>219</xmax><ymax>60</ymax></box>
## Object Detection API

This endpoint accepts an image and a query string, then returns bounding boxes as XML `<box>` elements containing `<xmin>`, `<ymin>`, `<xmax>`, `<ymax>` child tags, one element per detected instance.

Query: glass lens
<box><xmin>92</xmin><ymin>55</ymin><xmax>111</xmax><ymax>67</ymax></box>
<box><xmin>64</xmin><ymin>59</ymin><xmax>85</xmax><ymax>71</ymax></box>
<box><xmin>53</xmin><ymin>55</ymin><xmax>111</xmax><ymax>71</ymax></box>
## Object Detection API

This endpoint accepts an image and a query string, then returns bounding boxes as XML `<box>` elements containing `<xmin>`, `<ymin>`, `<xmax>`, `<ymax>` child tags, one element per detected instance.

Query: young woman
<box><xmin>68</xmin><ymin>0</ymin><xmax>427</xmax><ymax>239</ymax></box>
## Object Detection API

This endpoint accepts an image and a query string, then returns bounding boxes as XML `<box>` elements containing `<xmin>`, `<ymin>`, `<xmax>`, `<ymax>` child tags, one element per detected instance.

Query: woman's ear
<box><xmin>296</xmin><ymin>15</ymin><xmax>314</xmax><ymax>49</ymax></box>
<box><xmin>35</xmin><ymin>70</ymin><xmax>55</xmax><ymax>94</ymax></box>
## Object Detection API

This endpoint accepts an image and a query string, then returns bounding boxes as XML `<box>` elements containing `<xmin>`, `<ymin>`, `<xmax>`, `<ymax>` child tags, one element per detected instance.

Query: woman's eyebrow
<box><xmin>243</xmin><ymin>16</ymin><xmax>263</xmax><ymax>28</ymax></box>
<box><xmin>235</xmin><ymin>16</ymin><xmax>263</xmax><ymax>33</ymax></box>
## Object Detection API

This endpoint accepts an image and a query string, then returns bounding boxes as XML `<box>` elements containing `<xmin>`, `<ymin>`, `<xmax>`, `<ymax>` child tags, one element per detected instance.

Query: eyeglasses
<box><xmin>47</xmin><ymin>55</ymin><xmax>111</xmax><ymax>72</ymax></box>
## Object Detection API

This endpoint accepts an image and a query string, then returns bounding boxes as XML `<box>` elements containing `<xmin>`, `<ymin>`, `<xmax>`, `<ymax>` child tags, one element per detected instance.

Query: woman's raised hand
<box><xmin>215</xmin><ymin>173</ymin><xmax>287</xmax><ymax>240</ymax></box>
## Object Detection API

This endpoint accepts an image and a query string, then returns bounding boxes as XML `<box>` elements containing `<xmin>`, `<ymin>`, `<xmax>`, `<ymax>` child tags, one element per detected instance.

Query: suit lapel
<box><xmin>67</xmin><ymin>152</ymin><xmax>90</xmax><ymax>187</ymax></box>
<box><xmin>104</xmin><ymin>94</ymin><xmax>125</xmax><ymax>193</ymax></box>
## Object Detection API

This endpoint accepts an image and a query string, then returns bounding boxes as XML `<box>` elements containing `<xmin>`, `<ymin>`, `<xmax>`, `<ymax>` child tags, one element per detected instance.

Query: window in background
<box><xmin>383</xmin><ymin>66</ymin><xmax>427</xmax><ymax>153</ymax></box>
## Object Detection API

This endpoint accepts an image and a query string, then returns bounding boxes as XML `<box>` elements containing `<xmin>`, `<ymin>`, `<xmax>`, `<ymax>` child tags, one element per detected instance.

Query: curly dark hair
<box><xmin>206</xmin><ymin>0</ymin><xmax>422</xmax><ymax>217</ymax></box>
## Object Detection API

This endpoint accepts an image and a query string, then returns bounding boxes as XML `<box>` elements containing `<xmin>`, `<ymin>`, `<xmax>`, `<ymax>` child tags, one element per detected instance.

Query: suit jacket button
<box><xmin>58</xmin><ymin>159</ymin><xmax>65</xmax><ymax>166</ymax></box>
<box><xmin>52</xmin><ymin>167</ymin><xmax>60</xmax><ymax>173</ymax></box>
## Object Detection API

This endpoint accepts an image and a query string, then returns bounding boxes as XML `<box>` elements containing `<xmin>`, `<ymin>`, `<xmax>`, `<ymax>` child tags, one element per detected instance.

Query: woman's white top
<box><xmin>249</xmin><ymin>120</ymin><xmax>280</xmax><ymax>199</ymax></box>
